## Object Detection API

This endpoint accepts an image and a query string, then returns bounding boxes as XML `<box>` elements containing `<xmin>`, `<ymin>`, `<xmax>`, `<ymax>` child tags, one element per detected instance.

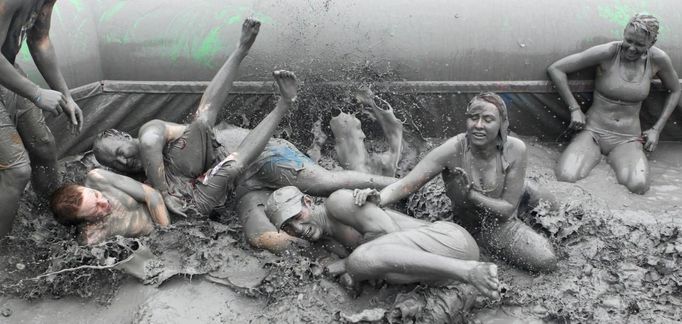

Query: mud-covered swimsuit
<box><xmin>446</xmin><ymin>135</ymin><xmax>556</xmax><ymax>272</ymax></box>
<box><xmin>586</xmin><ymin>42</ymin><xmax>651</xmax><ymax>154</ymax></box>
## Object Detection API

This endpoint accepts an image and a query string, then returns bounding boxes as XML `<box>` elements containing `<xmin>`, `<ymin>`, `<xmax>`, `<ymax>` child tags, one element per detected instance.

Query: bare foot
<box><xmin>273</xmin><ymin>70</ymin><xmax>298</xmax><ymax>101</ymax></box>
<box><xmin>239</xmin><ymin>17</ymin><xmax>261</xmax><ymax>50</ymax></box>
<box><xmin>465</xmin><ymin>262</ymin><xmax>500</xmax><ymax>299</ymax></box>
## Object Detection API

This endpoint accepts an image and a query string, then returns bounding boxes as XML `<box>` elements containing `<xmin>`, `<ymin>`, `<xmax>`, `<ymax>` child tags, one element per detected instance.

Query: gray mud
<box><xmin>1</xmin><ymin>90</ymin><xmax>681</xmax><ymax>324</ymax></box>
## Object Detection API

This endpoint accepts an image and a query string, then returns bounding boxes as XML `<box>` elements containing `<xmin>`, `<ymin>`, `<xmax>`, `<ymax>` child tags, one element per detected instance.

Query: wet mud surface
<box><xmin>1</xmin><ymin>137</ymin><xmax>681</xmax><ymax>323</ymax></box>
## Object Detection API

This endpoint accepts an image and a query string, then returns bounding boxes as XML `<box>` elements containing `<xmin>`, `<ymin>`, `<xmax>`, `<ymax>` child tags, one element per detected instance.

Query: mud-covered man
<box><xmin>264</xmin><ymin>185</ymin><xmax>501</xmax><ymax>299</ymax></box>
<box><xmin>51</xmin><ymin>19</ymin><xmax>299</xmax><ymax>244</ymax></box>
<box><xmin>237</xmin><ymin>86</ymin><xmax>403</xmax><ymax>253</ymax></box>
<box><xmin>0</xmin><ymin>0</ymin><xmax>83</xmax><ymax>237</ymax></box>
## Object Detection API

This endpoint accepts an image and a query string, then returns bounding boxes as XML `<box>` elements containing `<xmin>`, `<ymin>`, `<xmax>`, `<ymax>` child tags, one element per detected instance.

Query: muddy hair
<box><xmin>626</xmin><ymin>13</ymin><xmax>659</xmax><ymax>46</ymax></box>
<box><xmin>50</xmin><ymin>184</ymin><xmax>84</xmax><ymax>226</ymax></box>
<box><xmin>466</xmin><ymin>92</ymin><xmax>509</xmax><ymax>149</ymax></box>
<box><xmin>92</xmin><ymin>128</ymin><xmax>133</xmax><ymax>159</ymax></box>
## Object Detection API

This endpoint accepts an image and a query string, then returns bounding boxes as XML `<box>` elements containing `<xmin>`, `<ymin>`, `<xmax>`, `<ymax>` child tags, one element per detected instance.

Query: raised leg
<box><xmin>607</xmin><ymin>141</ymin><xmax>650</xmax><ymax>194</ymax></box>
<box><xmin>194</xmin><ymin>18</ymin><xmax>261</xmax><ymax>126</ymax></box>
<box><xmin>555</xmin><ymin>130</ymin><xmax>601</xmax><ymax>182</ymax></box>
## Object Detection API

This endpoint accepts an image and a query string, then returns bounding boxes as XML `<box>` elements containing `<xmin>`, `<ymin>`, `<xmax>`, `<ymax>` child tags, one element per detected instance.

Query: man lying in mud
<box><xmin>264</xmin><ymin>185</ymin><xmax>501</xmax><ymax>299</ymax></box>
<box><xmin>237</xmin><ymin>86</ymin><xmax>404</xmax><ymax>253</ymax></box>
<box><xmin>352</xmin><ymin>92</ymin><xmax>559</xmax><ymax>273</ymax></box>
<box><xmin>50</xmin><ymin>19</ymin><xmax>301</xmax><ymax>244</ymax></box>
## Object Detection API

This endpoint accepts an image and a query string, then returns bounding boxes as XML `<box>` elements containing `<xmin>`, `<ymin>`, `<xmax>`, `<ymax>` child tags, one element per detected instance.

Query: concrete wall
<box><xmin>16</xmin><ymin>0</ymin><xmax>682</xmax><ymax>86</ymax></box>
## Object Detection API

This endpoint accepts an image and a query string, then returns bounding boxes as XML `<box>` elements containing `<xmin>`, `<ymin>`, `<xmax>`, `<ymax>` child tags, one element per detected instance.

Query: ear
<box><xmin>303</xmin><ymin>195</ymin><xmax>313</xmax><ymax>207</ymax></box>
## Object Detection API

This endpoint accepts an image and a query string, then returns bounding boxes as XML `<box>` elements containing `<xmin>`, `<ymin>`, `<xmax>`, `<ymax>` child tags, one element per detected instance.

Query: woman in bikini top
<box><xmin>547</xmin><ymin>13</ymin><xmax>680</xmax><ymax>194</ymax></box>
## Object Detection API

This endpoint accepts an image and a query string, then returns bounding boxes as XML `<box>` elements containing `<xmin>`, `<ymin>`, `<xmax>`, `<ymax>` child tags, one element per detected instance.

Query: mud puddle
<box><xmin>1</xmin><ymin>141</ymin><xmax>681</xmax><ymax>324</ymax></box>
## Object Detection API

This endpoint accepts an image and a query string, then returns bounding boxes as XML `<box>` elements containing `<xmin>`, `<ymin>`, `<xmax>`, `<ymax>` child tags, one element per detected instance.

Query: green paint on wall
<box><xmin>193</xmin><ymin>27</ymin><xmax>223</xmax><ymax>68</ymax></box>
<box><xmin>19</xmin><ymin>42</ymin><xmax>31</xmax><ymax>62</ymax></box>
<box><xmin>68</xmin><ymin>0</ymin><xmax>84</xmax><ymax>12</ymax></box>
<box><xmin>100</xmin><ymin>1</ymin><xmax>127</xmax><ymax>23</ymax></box>
<box><xmin>227</xmin><ymin>15</ymin><xmax>242</xmax><ymax>25</ymax></box>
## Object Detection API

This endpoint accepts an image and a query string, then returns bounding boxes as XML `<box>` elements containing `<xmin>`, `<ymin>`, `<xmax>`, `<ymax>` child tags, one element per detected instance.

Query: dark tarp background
<box><xmin>49</xmin><ymin>80</ymin><xmax>682</xmax><ymax>158</ymax></box>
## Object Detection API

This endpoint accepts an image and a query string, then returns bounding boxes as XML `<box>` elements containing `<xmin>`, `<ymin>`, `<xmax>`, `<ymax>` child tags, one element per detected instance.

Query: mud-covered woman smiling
<box><xmin>356</xmin><ymin>92</ymin><xmax>558</xmax><ymax>272</ymax></box>
<box><xmin>547</xmin><ymin>13</ymin><xmax>680</xmax><ymax>194</ymax></box>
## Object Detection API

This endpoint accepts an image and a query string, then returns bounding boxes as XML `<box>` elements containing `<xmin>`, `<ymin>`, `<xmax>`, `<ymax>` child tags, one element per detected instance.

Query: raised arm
<box><xmin>86</xmin><ymin>169</ymin><xmax>170</xmax><ymax>227</ymax></box>
<box><xmin>377</xmin><ymin>138</ymin><xmax>454</xmax><ymax>206</ymax></box>
<box><xmin>194</xmin><ymin>18</ymin><xmax>260</xmax><ymax>126</ymax></box>
<box><xmin>27</xmin><ymin>0</ymin><xmax>83</xmax><ymax>131</ymax></box>
<box><xmin>642</xmin><ymin>48</ymin><xmax>681</xmax><ymax>152</ymax></box>
<box><xmin>467</xmin><ymin>139</ymin><xmax>527</xmax><ymax>221</ymax></box>
<box><xmin>547</xmin><ymin>42</ymin><xmax>616</xmax><ymax>130</ymax></box>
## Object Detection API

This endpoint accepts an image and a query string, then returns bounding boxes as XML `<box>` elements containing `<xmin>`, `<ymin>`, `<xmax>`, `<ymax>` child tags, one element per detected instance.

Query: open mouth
<box><xmin>472</xmin><ymin>132</ymin><xmax>487</xmax><ymax>139</ymax></box>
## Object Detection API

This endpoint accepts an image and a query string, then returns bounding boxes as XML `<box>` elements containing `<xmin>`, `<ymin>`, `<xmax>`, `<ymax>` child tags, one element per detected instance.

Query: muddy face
<box><xmin>621</xmin><ymin>26</ymin><xmax>650</xmax><ymax>61</ymax></box>
<box><xmin>94</xmin><ymin>136</ymin><xmax>143</xmax><ymax>173</ymax></box>
<box><xmin>77</xmin><ymin>187</ymin><xmax>112</xmax><ymax>221</ymax></box>
<box><xmin>465</xmin><ymin>101</ymin><xmax>501</xmax><ymax>147</ymax></box>
<box><xmin>281</xmin><ymin>205</ymin><xmax>323</xmax><ymax>242</ymax></box>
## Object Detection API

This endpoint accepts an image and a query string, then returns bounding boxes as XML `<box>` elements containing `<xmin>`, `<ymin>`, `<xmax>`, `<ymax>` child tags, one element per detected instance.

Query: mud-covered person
<box><xmin>0</xmin><ymin>0</ymin><xmax>84</xmax><ymax>237</ymax></box>
<box><xmin>353</xmin><ymin>92</ymin><xmax>558</xmax><ymax>272</ymax></box>
<box><xmin>237</xmin><ymin>86</ymin><xmax>404</xmax><ymax>253</ymax></box>
<box><xmin>264</xmin><ymin>185</ymin><xmax>500</xmax><ymax>300</ymax></box>
<box><xmin>50</xmin><ymin>19</ymin><xmax>300</xmax><ymax>243</ymax></box>
<box><xmin>548</xmin><ymin>13</ymin><xmax>680</xmax><ymax>194</ymax></box>
<box><xmin>50</xmin><ymin>69</ymin><xmax>297</xmax><ymax>244</ymax></box>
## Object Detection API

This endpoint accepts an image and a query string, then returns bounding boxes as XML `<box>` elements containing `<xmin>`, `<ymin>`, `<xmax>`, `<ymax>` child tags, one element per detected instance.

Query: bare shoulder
<box><xmin>649</xmin><ymin>46</ymin><xmax>673</xmax><ymax>66</ymax></box>
<box><xmin>503</xmin><ymin>136</ymin><xmax>528</xmax><ymax>161</ymax></box>
<box><xmin>84</xmin><ymin>168</ymin><xmax>115</xmax><ymax>190</ymax></box>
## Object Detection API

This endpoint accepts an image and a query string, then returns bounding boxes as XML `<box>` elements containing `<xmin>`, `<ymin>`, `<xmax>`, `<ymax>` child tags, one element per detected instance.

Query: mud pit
<box><xmin>1</xmin><ymin>128</ymin><xmax>681</xmax><ymax>322</ymax></box>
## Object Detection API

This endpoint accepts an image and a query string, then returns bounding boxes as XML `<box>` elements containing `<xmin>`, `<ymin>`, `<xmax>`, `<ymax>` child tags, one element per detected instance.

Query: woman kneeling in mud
<box><xmin>354</xmin><ymin>92</ymin><xmax>558</xmax><ymax>273</ymax></box>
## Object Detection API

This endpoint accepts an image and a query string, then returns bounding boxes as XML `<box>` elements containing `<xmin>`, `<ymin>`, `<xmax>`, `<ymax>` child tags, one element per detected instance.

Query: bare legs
<box><xmin>556</xmin><ymin>130</ymin><xmax>650</xmax><ymax>194</ymax></box>
<box><xmin>344</xmin><ymin>241</ymin><xmax>500</xmax><ymax>299</ymax></box>
<box><xmin>555</xmin><ymin>131</ymin><xmax>601</xmax><ymax>183</ymax></box>
<box><xmin>608</xmin><ymin>141</ymin><xmax>650</xmax><ymax>194</ymax></box>
<box><xmin>194</xmin><ymin>18</ymin><xmax>261</xmax><ymax>126</ymax></box>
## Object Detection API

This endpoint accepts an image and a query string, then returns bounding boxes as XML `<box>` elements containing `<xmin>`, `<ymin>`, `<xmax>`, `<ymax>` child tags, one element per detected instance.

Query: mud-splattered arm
<box><xmin>86</xmin><ymin>169</ymin><xmax>170</xmax><ymax>227</ymax></box>
<box><xmin>377</xmin><ymin>138</ymin><xmax>454</xmax><ymax>206</ymax></box>
<box><xmin>27</xmin><ymin>0</ymin><xmax>83</xmax><ymax>130</ymax></box>
<box><xmin>643</xmin><ymin>49</ymin><xmax>680</xmax><ymax>152</ymax></box>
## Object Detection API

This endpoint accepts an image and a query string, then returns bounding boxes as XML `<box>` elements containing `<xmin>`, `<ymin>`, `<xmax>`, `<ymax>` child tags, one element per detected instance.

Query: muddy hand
<box><xmin>642</xmin><ymin>128</ymin><xmax>659</xmax><ymax>152</ymax></box>
<box><xmin>451</xmin><ymin>167</ymin><xmax>472</xmax><ymax>199</ymax></box>
<box><xmin>273</xmin><ymin>70</ymin><xmax>298</xmax><ymax>102</ymax></box>
<box><xmin>569</xmin><ymin>110</ymin><xmax>586</xmax><ymax>131</ymax></box>
<box><xmin>353</xmin><ymin>188</ymin><xmax>381</xmax><ymax>206</ymax></box>
<box><xmin>239</xmin><ymin>17</ymin><xmax>260</xmax><ymax>50</ymax></box>
<box><xmin>33</xmin><ymin>88</ymin><xmax>65</xmax><ymax>116</ymax></box>
<box><xmin>163</xmin><ymin>193</ymin><xmax>187</xmax><ymax>218</ymax></box>
<box><xmin>62</xmin><ymin>96</ymin><xmax>83</xmax><ymax>134</ymax></box>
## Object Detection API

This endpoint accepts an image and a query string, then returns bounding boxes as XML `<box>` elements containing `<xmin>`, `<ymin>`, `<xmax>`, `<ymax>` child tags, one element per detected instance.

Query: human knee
<box><xmin>25</xmin><ymin>135</ymin><xmax>56</xmax><ymax>162</ymax></box>
<box><xmin>527</xmin><ymin>249</ymin><xmax>558</xmax><ymax>273</ymax></box>
<box><xmin>4</xmin><ymin>163</ymin><xmax>32</xmax><ymax>186</ymax></box>
<box><xmin>554</xmin><ymin>165</ymin><xmax>580</xmax><ymax>183</ymax></box>
<box><xmin>624</xmin><ymin>177</ymin><xmax>650</xmax><ymax>195</ymax></box>
<box><xmin>346</xmin><ymin>244</ymin><xmax>382</xmax><ymax>274</ymax></box>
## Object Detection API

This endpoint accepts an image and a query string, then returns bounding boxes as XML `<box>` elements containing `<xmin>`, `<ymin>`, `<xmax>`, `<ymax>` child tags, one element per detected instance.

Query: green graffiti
<box><xmin>100</xmin><ymin>1</ymin><xmax>127</xmax><ymax>23</ymax></box>
<box><xmin>193</xmin><ymin>27</ymin><xmax>223</xmax><ymax>68</ymax></box>
<box><xmin>68</xmin><ymin>0</ymin><xmax>84</xmax><ymax>12</ymax></box>
<box><xmin>596</xmin><ymin>1</ymin><xmax>668</xmax><ymax>41</ymax></box>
